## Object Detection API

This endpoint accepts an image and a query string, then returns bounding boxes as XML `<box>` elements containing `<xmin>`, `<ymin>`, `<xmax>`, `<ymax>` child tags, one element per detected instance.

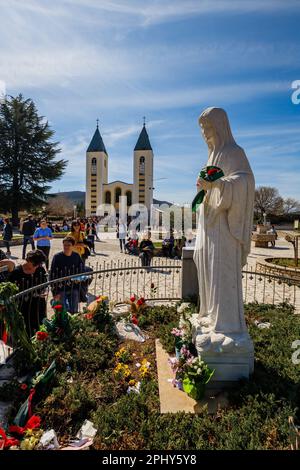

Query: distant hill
<box><xmin>48</xmin><ymin>191</ymin><xmax>85</xmax><ymax>204</ymax></box>
<box><xmin>49</xmin><ymin>192</ymin><xmax>172</xmax><ymax>207</ymax></box>
<box><xmin>49</xmin><ymin>191</ymin><xmax>172</xmax><ymax>206</ymax></box>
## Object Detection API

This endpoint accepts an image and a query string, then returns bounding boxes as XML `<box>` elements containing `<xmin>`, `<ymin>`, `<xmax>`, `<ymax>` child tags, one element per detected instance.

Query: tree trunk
<box><xmin>11</xmin><ymin>206</ymin><xmax>19</xmax><ymax>229</ymax></box>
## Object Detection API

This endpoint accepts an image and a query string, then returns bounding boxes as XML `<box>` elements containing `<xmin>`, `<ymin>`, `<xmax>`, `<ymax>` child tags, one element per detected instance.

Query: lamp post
<box><xmin>263</xmin><ymin>212</ymin><xmax>267</xmax><ymax>226</ymax></box>
<box><xmin>73</xmin><ymin>205</ymin><xmax>77</xmax><ymax>220</ymax></box>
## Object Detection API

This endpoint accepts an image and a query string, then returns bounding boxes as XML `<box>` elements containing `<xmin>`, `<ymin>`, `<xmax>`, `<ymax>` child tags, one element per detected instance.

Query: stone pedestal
<box><xmin>181</xmin><ymin>247</ymin><xmax>198</xmax><ymax>300</ymax></box>
<box><xmin>190</xmin><ymin>315</ymin><xmax>254</xmax><ymax>382</ymax></box>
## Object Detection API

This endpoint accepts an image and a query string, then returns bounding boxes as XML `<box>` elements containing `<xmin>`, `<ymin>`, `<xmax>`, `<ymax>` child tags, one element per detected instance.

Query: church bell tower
<box><xmin>85</xmin><ymin>120</ymin><xmax>108</xmax><ymax>216</ymax></box>
<box><xmin>133</xmin><ymin>121</ymin><xmax>154</xmax><ymax>215</ymax></box>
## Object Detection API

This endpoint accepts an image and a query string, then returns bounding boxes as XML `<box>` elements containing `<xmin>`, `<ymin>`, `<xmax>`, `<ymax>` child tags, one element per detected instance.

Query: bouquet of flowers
<box><xmin>125</xmin><ymin>295</ymin><xmax>148</xmax><ymax>325</ymax></box>
<box><xmin>182</xmin><ymin>357</ymin><xmax>214</xmax><ymax>400</ymax></box>
<box><xmin>169</xmin><ymin>353</ymin><xmax>214</xmax><ymax>400</ymax></box>
<box><xmin>42</xmin><ymin>299</ymin><xmax>71</xmax><ymax>340</ymax></box>
<box><xmin>171</xmin><ymin>309</ymin><xmax>194</xmax><ymax>357</ymax></box>
<box><xmin>192</xmin><ymin>165</ymin><xmax>224</xmax><ymax>212</ymax></box>
<box><xmin>84</xmin><ymin>295</ymin><xmax>113</xmax><ymax>333</ymax></box>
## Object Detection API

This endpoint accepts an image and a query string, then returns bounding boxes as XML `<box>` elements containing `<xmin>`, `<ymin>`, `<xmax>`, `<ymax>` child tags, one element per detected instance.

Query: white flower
<box><xmin>177</xmin><ymin>303</ymin><xmax>191</xmax><ymax>314</ymax></box>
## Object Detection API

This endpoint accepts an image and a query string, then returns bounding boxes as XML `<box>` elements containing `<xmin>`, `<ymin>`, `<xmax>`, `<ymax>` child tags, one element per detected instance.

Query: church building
<box><xmin>85</xmin><ymin>122</ymin><xmax>154</xmax><ymax>217</ymax></box>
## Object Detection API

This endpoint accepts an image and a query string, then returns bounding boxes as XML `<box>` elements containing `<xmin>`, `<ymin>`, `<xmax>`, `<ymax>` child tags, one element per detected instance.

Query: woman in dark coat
<box><xmin>2</xmin><ymin>218</ymin><xmax>13</xmax><ymax>255</ymax></box>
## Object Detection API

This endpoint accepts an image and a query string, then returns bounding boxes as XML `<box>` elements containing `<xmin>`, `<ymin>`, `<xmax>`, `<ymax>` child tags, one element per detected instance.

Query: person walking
<box><xmin>86</xmin><ymin>220</ymin><xmax>96</xmax><ymax>254</ymax></box>
<box><xmin>2</xmin><ymin>218</ymin><xmax>13</xmax><ymax>255</ymax></box>
<box><xmin>22</xmin><ymin>215</ymin><xmax>36</xmax><ymax>259</ymax></box>
<box><xmin>33</xmin><ymin>219</ymin><xmax>53</xmax><ymax>270</ymax></box>
<box><xmin>118</xmin><ymin>220</ymin><xmax>127</xmax><ymax>253</ymax></box>
<box><xmin>68</xmin><ymin>220</ymin><xmax>89</xmax><ymax>263</ymax></box>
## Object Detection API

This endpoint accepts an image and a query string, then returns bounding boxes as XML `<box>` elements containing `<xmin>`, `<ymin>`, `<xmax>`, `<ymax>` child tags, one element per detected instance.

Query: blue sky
<box><xmin>1</xmin><ymin>0</ymin><xmax>300</xmax><ymax>204</ymax></box>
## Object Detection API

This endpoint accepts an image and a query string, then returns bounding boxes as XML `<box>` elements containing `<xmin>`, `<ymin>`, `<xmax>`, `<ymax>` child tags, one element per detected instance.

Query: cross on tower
<box><xmin>96</xmin><ymin>118</ymin><xmax>99</xmax><ymax>128</ymax></box>
<box><xmin>143</xmin><ymin>116</ymin><xmax>146</xmax><ymax>126</ymax></box>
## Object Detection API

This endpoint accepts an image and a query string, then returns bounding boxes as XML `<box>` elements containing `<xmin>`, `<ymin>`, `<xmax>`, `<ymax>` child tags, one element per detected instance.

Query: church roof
<box><xmin>134</xmin><ymin>125</ymin><xmax>152</xmax><ymax>151</ymax></box>
<box><xmin>87</xmin><ymin>125</ymin><xmax>107</xmax><ymax>154</ymax></box>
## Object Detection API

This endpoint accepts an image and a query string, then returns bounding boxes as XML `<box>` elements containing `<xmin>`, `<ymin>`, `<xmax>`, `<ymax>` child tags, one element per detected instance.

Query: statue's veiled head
<box><xmin>199</xmin><ymin>107</ymin><xmax>236</xmax><ymax>150</ymax></box>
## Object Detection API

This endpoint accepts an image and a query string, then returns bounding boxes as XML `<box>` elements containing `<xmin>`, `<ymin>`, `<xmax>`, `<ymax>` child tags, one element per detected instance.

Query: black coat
<box><xmin>3</xmin><ymin>223</ymin><xmax>13</xmax><ymax>241</ymax></box>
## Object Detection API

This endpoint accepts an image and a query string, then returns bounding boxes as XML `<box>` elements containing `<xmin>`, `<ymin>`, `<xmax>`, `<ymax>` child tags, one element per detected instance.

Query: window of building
<box><xmin>105</xmin><ymin>191</ymin><xmax>111</xmax><ymax>204</ymax></box>
<box><xmin>115</xmin><ymin>187</ymin><xmax>121</xmax><ymax>203</ymax></box>
<box><xmin>91</xmin><ymin>158</ymin><xmax>97</xmax><ymax>175</ymax></box>
<box><xmin>139</xmin><ymin>156</ymin><xmax>145</xmax><ymax>175</ymax></box>
<box><xmin>126</xmin><ymin>191</ymin><xmax>132</xmax><ymax>206</ymax></box>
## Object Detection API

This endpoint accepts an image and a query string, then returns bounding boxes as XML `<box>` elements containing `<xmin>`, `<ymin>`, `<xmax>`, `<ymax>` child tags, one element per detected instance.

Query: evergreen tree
<box><xmin>0</xmin><ymin>94</ymin><xmax>67</xmax><ymax>225</ymax></box>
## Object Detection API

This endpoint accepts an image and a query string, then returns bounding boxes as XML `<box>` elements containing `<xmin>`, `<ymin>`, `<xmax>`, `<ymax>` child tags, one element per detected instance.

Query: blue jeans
<box><xmin>57</xmin><ymin>289</ymin><xmax>80</xmax><ymax>314</ymax></box>
<box><xmin>22</xmin><ymin>236</ymin><xmax>35</xmax><ymax>259</ymax></box>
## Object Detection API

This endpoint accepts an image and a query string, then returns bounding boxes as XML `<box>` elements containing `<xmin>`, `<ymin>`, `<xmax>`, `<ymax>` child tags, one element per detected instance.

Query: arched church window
<box><xmin>91</xmin><ymin>157</ymin><xmax>97</xmax><ymax>175</ymax></box>
<box><xmin>126</xmin><ymin>191</ymin><xmax>132</xmax><ymax>206</ymax></box>
<box><xmin>105</xmin><ymin>191</ymin><xmax>111</xmax><ymax>204</ymax></box>
<box><xmin>115</xmin><ymin>187</ymin><xmax>122</xmax><ymax>203</ymax></box>
<box><xmin>139</xmin><ymin>156</ymin><xmax>145</xmax><ymax>175</ymax></box>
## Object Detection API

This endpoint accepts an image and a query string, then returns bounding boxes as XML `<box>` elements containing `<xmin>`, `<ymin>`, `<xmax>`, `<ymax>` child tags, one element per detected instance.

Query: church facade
<box><xmin>85</xmin><ymin>123</ymin><xmax>154</xmax><ymax>217</ymax></box>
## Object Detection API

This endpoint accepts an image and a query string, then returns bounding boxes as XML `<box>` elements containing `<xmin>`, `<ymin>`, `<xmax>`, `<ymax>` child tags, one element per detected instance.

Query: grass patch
<box><xmin>268</xmin><ymin>258</ymin><xmax>300</xmax><ymax>268</ymax></box>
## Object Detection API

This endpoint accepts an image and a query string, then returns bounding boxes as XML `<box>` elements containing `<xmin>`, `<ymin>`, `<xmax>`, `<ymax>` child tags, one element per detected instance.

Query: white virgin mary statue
<box><xmin>193</xmin><ymin>107</ymin><xmax>255</xmax><ymax>361</ymax></box>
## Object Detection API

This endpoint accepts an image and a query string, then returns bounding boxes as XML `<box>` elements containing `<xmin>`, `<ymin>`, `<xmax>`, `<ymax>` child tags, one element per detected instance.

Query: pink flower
<box><xmin>171</xmin><ymin>328</ymin><xmax>183</xmax><ymax>337</ymax></box>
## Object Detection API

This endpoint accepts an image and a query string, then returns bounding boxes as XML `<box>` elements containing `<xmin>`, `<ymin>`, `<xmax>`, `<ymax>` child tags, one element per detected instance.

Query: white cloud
<box><xmin>85</xmin><ymin>80</ymin><xmax>289</xmax><ymax>110</ymax></box>
<box><xmin>56</xmin><ymin>0</ymin><xmax>300</xmax><ymax>26</ymax></box>
<box><xmin>0</xmin><ymin>80</ymin><xmax>6</xmax><ymax>98</ymax></box>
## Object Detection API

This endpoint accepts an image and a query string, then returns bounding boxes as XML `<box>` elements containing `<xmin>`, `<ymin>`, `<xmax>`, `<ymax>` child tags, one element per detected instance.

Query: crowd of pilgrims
<box><xmin>0</xmin><ymin>215</ymin><xmax>189</xmax><ymax>337</ymax></box>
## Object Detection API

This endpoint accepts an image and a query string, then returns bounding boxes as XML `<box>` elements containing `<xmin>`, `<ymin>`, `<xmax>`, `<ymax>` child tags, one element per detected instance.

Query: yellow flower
<box><xmin>129</xmin><ymin>379</ymin><xmax>137</xmax><ymax>386</ymax></box>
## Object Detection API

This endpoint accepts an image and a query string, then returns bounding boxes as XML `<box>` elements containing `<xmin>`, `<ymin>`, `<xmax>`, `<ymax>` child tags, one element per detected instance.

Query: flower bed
<box><xmin>0</xmin><ymin>288</ymin><xmax>300</xmax><ymax>450</ymax></box>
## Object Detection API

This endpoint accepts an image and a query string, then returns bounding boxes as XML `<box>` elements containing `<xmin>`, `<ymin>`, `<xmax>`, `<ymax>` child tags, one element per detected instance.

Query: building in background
<box><xmin>85</xmin><ymin>121</ymin><xmax>154</xmax><ymax>218</ymax></box>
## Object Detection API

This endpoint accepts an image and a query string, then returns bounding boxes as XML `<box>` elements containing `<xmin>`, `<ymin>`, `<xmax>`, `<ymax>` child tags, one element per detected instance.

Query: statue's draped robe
<box><xmin>194</xmin><ymin>142</ymin><xmax>255</xmax><ymax>334</ymax></box>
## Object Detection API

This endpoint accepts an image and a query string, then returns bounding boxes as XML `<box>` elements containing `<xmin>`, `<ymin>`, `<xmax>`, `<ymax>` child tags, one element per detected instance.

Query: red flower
<box><xmin>2</xmin><ymin>326</ymin><xmax>8</xmax><ymax>344</ymax></box>
<box><xmin>53</xmin><ymin>304</ymin><xmax>63</xmax><ymax>310</ymax></box>
<box><xmin>207</xmin><ymin>168</ymin><xmax>219</xmax><ymax>176</ymax></box>
<box><xmin>9</xmin><ymin>415</ymin><xmax>41</xmax><ymax>436</ymax></box>
<box><xmin>25</xmin><ymin>415</ymin><xmax>41</xmax><ymax>430</ymax></box>
<box><xmin>0</xmin><ymin>427</ymin><xmax>20</xmax><ymax>448</ymax></box>
<box><xmin>20</xmin><ymin>383</ymin><xmax>28</xmax><ymax>391</ymax></box>
<box><xmin>130</xmin><ymin>295</ymin><xmax>136</xmax><ymax>302</ymax></box>
<box><xmin>131</xmin><ymin>315</ymin><xmax>139</xmax><ymax>325</ymax></box>
<box><xmin>84</xmin><ymin>313</ymin><xmax>93</xmax><ymax>320</ymax></box>
<box><xmin>36</xmin><ymin>331</ymin><xmax>49</xmax><ymax>341</ymax></box>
